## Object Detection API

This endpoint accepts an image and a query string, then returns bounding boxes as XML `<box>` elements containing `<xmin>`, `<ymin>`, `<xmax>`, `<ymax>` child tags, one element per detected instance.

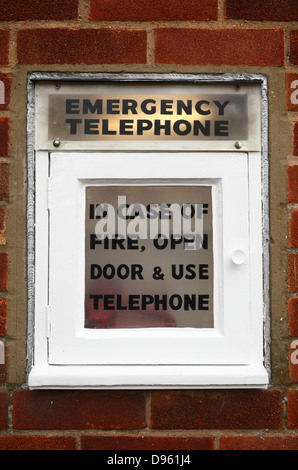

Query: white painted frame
<box><xmin>26</xmin><ymin>73</ymin><xmax>270</xmax><ymax>389</ymax></box>
<box><xmin>50</xmin><ymin>152</ymin><xmax>249</xmax><ymax>365</ymax></box>
<box><xmin>28</xmin><ymin>150</ymin><xmax>268</xmax><ymax>388</ymax></box>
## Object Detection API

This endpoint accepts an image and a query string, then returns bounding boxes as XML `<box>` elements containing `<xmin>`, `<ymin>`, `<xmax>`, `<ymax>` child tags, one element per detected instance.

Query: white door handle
<box><xmin>232</xmin><ymin>250</ymin><xmax>246</xmax><ymax>265</ymax></box>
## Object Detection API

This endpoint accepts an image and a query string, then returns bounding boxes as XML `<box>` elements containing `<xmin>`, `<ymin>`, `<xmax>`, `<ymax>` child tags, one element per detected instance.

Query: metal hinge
<box><xmin>47</xmin><ymin>177</ymin><xmax>53</xmax><ymax>211</ymax></box>
<box><xmin>46</xmin><ymin>305</ymin><xmax>51</xmax><ymax>338</ymax></box>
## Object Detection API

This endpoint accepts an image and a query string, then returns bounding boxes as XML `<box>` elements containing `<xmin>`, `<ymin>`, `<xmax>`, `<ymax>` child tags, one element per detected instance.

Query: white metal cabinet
<box><xmin>28</xmin><ymin>150</ymin><xmax>268</xmax><ymax>387</ymax></box>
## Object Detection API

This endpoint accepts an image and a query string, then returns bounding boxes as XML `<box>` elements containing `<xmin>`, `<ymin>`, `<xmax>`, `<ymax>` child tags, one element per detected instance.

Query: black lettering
<box><xmin>160</xmin><ymin>203</ymin><xmax>171</xmax><ymax>220</ymax></box>
<box><xmin>102</xmin><ymin>119</ymin><xmax>117</xmax><ymax>135</ymax></box>
<box><xmin>199</xmin><ymin>264</ymin><xmax>209</xmax><ymax>279</ymax></box>
<box><xmin>117</xmin><ymin>264</ymin><xmax>129</xmax><ymax>279</ymax></box>
<box><xmin>193</xmin><ymin>120</ymin><xmax>211</xmax><ymax>136</ymax></box>
<box><xmin>118</xmin><ymin>203</ymin><xmax>129</xmax><ymax>220</ymax></box>
<box><xmin>198</xmin><ymin>294</ymin><xmax>209</xmax><ymax>310</ymax></box>
<box><xmin>65</xmin><ymin>118</ymin><xmax>82</xmax><ymax>134</ymax></box>
<box><xmin>169</xmin><ymin>294</ymin><xmax>183</xmax><ymax>311</ymax></box>
<box><xmin>84</xmin><ymin>119</ymin><xmax>99</xmax><ymax>135</ymax></box>
<box><xmin>177</xmin><ymin>100</ymin><xmax>192</xmax><ymax>115</ymax></box>
<box><xmin>127</xmin><ymin>237</ymin><xmax>139</xmax><ymax>250</ymax></box>
<box><xmin>170</xmin><ymin>236</ymin><xmax>183</xmax><ymax>249</ymax></box>
<box><xmin>184</xmin><ymin>294</ymin><xmax>196</xmax><ymax>311</ymax></box>
<box><xmin>106</xmin><ymin>99</ymin><xmax>120</xmax><ymax>114</ymax></box>
<box><xmin>171</xmin><ymin>264</ymin><xmax>208</xmax><ymax>280</ymax></box>
<box><xmin>82</xmin><ymin>99</ymin><xmax>103</xmax><ymax>114</ymax></box>
<box><xmin>147</xmin><ymin>203</ymin><xmax>159</xmax><ymax>219</ymax></box>
<box><xmin>160</xmin><ymin>99</ymin><xmax>173</xmax><ymax>115</ymax></box>
<box><xmin>104</xmin><ymin>295</ymin><xmax>115</xmax><ymax>310</ymax></box>
<box><xmin>90</xmin><ymin>205</ymin><xmax>107</xmax><ymax>220</ymax></box>
<box><xmin>173</xmin><ymin>120</ymin><xmax>191</xmax><ymax>136</ymax></box>
<box><xmin>153</xmin><ymin>234</ymin><xmax>168</xmax><ymax>249</ymax></box>
<box><xmin>66</xmin><ymin>99</ymin><xmax>80</xmax><ymax>114</ymax></box>
<box><xmin>89</xmin><ymin>204</ymin><xmax>95</xmax><ymax>220</ymax></box>
<box><xmin>195</xmin><ymin>100</ymin><xmax>211</xmax><ymax>115</ymax></box>
<box><xmin>172</xmin><ymin>264</ymin><xmax>183</xmax><ymax>280</ymax></box>
<box><xmin>154</xmin><ymin>120</ymin><xmax>171</xmax><ymax>136</ymax></box>
<box><xmin>122</xmin><ymin>99</ymin><xmax>138</xmax><ymax>114</ymax></box>
<box><xmin>103</xmin><ymin>264</ymin><xmax>115</xmax><ymax>279</ymax></box>
<box><xmin>90</xmin><ymin>264</ymin><xmax>101</xmax><ymax>279</ymax></box>
<box><xmin>111</xmin><ymin>236</ymin><xmax>125</xmax><ymax>250</ymax></box>
<box><xmin>140</xmin><ymin>99</ymin><xmax>156</xmax><ymax>115</ymax></box>
<box><xmin>185</xmin><ymin>264</ymin><xmax>196</xmax><ymax>280</ymax></box>
<box><xmin>141</xmin><ymin>295</ymin><xmax>154</xmax><ymax>309</ymax></box>
<box><xmin>117</xmin><ymin>295</ymin><xmax>127</xmax><ymax>310</ymax></box>
<box><xmin>182</xmin><ymin>204</ymin><xmax>195</xmax><ymax>219</ymax></box>
<box><xmin>95</xmin><ymin>203</ymin><xmax>108</xmax><ymax>219</ymax></box>
<box><xmin>90</xmin><ymin>294</ymin><xmax>102</xmax><ymax>310</ymax></box>
<box><xmin>215</xmin><ymin>120</ymin><xmax>229</xmax><ymax>136</ymax></box>
<box><xmin>154</xmin><ymin>295</ymin><xmax>167</xmax><ymax>310</ymax></box>
<box><xmin>90</xmin><ymin>234</ymin><xmax>101</xmax><ymax>249</ymax></box>
<box><xmin>213</xmin><ymin>100</ymin><xmax>230</xmax><ymax>115</ymax></box>
<box><xmin>129</xmin><ymin>295</ymin><xmax>140</xmax><ymax>310</ymax></box>
<box><xmin>131</xmin><ymin>264</ymin><xmax>144</xmax><ymax>280</ymax></box>
<box><xmin>119</xmin><ymin>119</ymin><xmax>134</xmax><ymax>135</ymax></box>
<box><xmin>137</xmin><ymin>119</ymin><xmax>153</xmax><ymax>135</ymax></box>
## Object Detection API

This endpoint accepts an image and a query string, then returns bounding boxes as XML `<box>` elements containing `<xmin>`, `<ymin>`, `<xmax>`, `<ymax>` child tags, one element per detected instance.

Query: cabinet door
<box><xmin>48</xmin><ymin>152</ymin><xmax>251</xmax><ymax>366</ymax></box>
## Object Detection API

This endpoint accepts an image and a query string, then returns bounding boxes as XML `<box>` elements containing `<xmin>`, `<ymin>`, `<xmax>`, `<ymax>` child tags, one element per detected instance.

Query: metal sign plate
<box><xmin>35</xmin><ymin>81</ymin><xmax>261</xmax><ymax>151</ymax></box>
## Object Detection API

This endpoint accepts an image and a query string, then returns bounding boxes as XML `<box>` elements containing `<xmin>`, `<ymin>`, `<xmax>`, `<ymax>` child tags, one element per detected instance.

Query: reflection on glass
<box><xmin>85</xmin><ymin>186</ymin><xmax>213</xmax><ymax>329</ymax></box>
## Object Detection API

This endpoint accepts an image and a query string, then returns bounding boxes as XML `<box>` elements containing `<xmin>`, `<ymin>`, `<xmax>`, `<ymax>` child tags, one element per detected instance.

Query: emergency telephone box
<box><xmin>27</xmin><ymin>73</ymin><xmax>269</xmax><ymax>389</ymax></box>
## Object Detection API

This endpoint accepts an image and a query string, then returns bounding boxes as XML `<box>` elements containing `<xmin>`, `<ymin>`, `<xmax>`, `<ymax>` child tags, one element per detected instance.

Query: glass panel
<box><xmin>85</xmin><ymin>185</ymin><xmax>213</xmax><ymax>329</ymax></box>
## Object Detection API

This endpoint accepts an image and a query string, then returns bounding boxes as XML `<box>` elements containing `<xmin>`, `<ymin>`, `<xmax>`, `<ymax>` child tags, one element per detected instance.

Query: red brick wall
<box><xmin>0</xmin><ymin>0</ymin><xmax>297</xmax><ymax>451</ymax></box>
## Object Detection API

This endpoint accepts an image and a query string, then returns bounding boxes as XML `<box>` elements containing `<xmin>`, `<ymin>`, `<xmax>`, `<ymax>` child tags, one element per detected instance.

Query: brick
<box><xmin>289</xmin><ymin>297</ymin><xmax>298</xmax><ymax>336</ymax></box>
<box><xmin>289</xmin><ymin>254</ymin><xmax>298</xmax><ymax>293</ymax></box>
<box><xmin>294</xmin><ymin>122</ymin><xmax>298</xmax><ymax>156</ymax></box>
<box><xmin>289</xmin><ymin>342</ymin><xmax>298</xmax><ymax>383</ymax></box>
<box><xmin>286</xmin><ymin>74</ymin><xmax>298</xmax><ymax>112</ymax></box>
<box><xmin>287</xmin><ymin>166</ymin><xmax>298</xmax><ymax>203</ymax></box>
<box><xmin>0</xmin><ymin>364</ymin><xmax>6</xmax><ymax>383</ymax></box>
<box><xmin>151</xmin><ymin>390</ymin><xmax>282</xmax><ymax>429</ymax></box>
<box><xmin>0</xmin><ymin>118</ymin><xmax>10</xmax><ymax>156</ymax></box>
<box><xmin>0</xmin><ymin>207</ymin><xmax>6</xmax><ymax>246</ymax></box>
<box><xmin>0</xmin><ymin>163</ymin><xmax>10</xmax><ymax>201</ymax></box>
<box><xmin>0</xmin><ymin>0</ymin><xmax>78</xmax><ymax>21</ymax></box>
<box><xmin>155</xmin><ymin>29</ymin><xmax>284</xmax><ymax>66</ymax></box>
<box><xmin>0</xmin><ymin>391</ymin><xmax>8</xmax><ymax>429</ymax></box>
<box><xmin>289</xmin><ymin>210</ymin><xmax>298</xmax><ymax>247</ymax></box>
<box><xmin>13</xmin><ymin>390</ymin><xmax>146</xmax><ymax>430</ymax></box>
<box><xmin>0</xmin><ymin>298</ymin><xmax>7</xmax><ymax>336</ymax></box>
<box><xmin>0</xmin><ymin>436</ymin><xmax>76</xmax><ymax>450</ymax></box>
<box><xmin>17</xmin><ymin>29</ymin><xmax>147</xmax><ymax>65</ymax></box>
<box><xmin>81</xmin><ymin>435</ymin><xmax>214</xmax><ymax>450</ymax></box>
<box><xmin>220</xmin><ymin>436</ymin><xmax>298</xmax><ymax>450</ymax></box>
<box><xmin>90</xmin><ymin>0</ymin><xmax>218</xmax><ymax>21</ymax></box>
<box><xmin>287</xmin><ymin>390</ymin><xmax>298</xmax><ymax>428</ymax></box>
<box><xmin>0</xmin><ymin>31</ymin><xmax>9</xmax><ymax>66</ymax></box>
<box><xmin>0</xmin><ymin>74</ymin><xmax>11</xmax><ymax>111</ymax></box>
<box><xmin>290</xmin><ymin>31</ymin><xmax>298</xmax><ymax>65</ymax></box>
<box><xmin>0</xmin><ymin>253</ymin><xmax>8</xmax><ymax>292</ymax></box>
<box><xmin>225</xmin><ymin>0</ymin><xmax>298</xmax><ymax>21</ymax></box>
